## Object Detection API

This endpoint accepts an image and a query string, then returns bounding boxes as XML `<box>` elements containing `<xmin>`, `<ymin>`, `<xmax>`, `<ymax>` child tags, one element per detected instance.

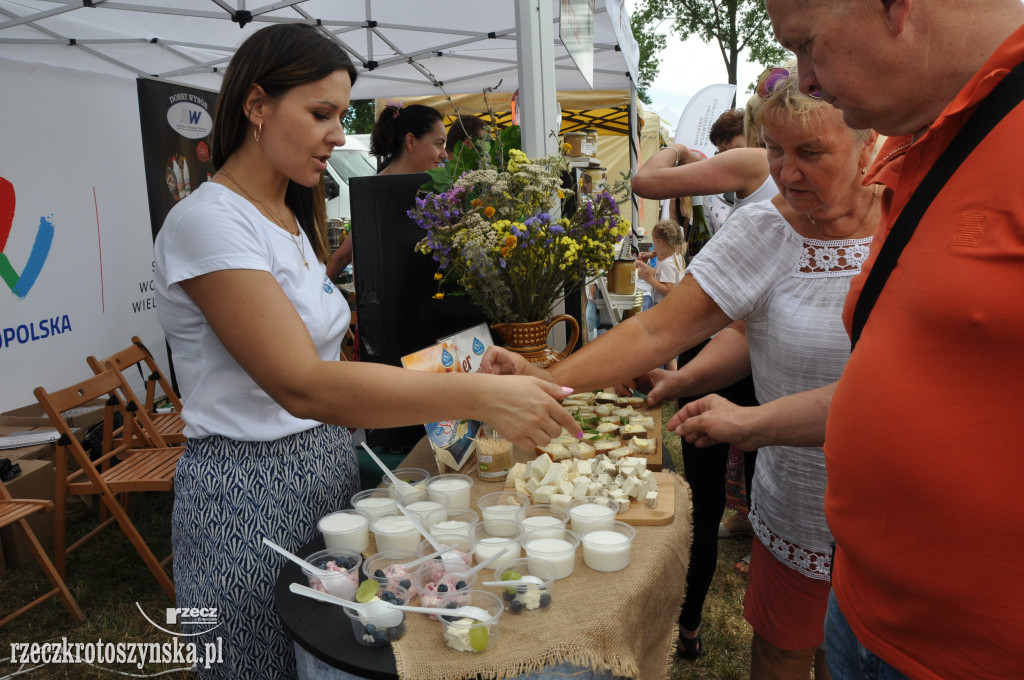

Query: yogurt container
<box><xmin>371</xmin><ymin>514</ymin><xmax>422</xmax><ymax>553</ymax></box>
<box><xmin>469</xmin><ymin>520</ymin><xmax>523</xmax><ymax>565</ymax></box>
<box><xmin>402</xmin><ymin>497</ymin><xmax>449</xmax><ymax>527</ymax></box>
<box><xmin>515</xmin><ymin>504</ymin><xmax>569</xmax><ymax>540</ymax></box>
<box><xmin>522</xmin><ymin>529</ymin><xmax>580</xmax><ymax>580</ymax></box>
<box><xmin>567</xmin><ymin>497</ymin><xmax>617</xmax><ymax>533</ymax></box>
<box><xmin>580</xmin><ymin>521</ymin><xmax>636</xmax><ymax>572</ymax></box>
<box><xmin>427</xmin><ymin>474</ymin><xmax>474</xmax><ymax>510</ymax></box>
<box><xmin>382</xmin><ymin>467</ymin><xmax>431</xmax><ymax>501</ymax></box>
<box><xmin>319</xmin><ymin>509</ymin><xmax>370</xmax><ymax>553</ymax></box>
<box><xmin>429</xmin><ymin>508</ymin><xmax>479</xmax><ymax>539</ymax></box>
<box><xmin>478</xmin><ymin>491</ymin><xmax>530</xmax><ymax>536</ymax></box>
<box><xmin>361</xmin><ymin>550</ymin><xmax>418</xmax><ymax>595</ymax></box>
<box><xmin>342</xmin><ymin>583</ymin><xmax>409</xmax><ymax>646</ymax></box>
<box><xmin>300</xmin><ymin>548</ymin><xmax>362</xmax><ymax>599</ymax></box>
<box><xmin>351</xmin><ymin>488</ymin><xmax>399</xmax><ymax>521</ymax></box>
<box><xmin>488</xmin><ymin>556</ymin><xmax>556</xmax><ymax>614</ymax></box>
<box><xmin>438</xmin><ymin>589</ymin><xmax>504</xmax><ymax>653</ymax></box>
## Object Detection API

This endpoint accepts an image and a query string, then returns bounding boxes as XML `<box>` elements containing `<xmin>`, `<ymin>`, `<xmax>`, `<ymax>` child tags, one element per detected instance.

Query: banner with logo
<box><xmin>136</xmin><ymin>80</ymin><xmax>217</xmax><ymax>241</ymax></box>
<box><xmin>0</xmin><ymin>58</ymin><xmax>165</xmax><ymax>412</ymax></box>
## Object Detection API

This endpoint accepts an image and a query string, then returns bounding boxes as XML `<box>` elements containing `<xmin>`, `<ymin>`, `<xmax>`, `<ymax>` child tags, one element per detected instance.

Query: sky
<box><xmin>625</xmin><ymin>3</ymin><xmax>773</xmax><ymax>136</ymax></box>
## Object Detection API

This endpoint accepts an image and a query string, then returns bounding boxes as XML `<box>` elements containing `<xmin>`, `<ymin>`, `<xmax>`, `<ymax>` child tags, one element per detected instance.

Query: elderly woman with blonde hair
<box><xmin>482</xmin><ymin>64</ymin><xmax>881</xmax><ymax>679</ymax></box>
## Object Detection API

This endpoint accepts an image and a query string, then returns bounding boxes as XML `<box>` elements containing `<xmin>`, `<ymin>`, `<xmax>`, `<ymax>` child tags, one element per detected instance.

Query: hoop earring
<box><xmin>254</xmin><ymin>122</ymin><xmax>262</xmax><ymax>143</ymax></box>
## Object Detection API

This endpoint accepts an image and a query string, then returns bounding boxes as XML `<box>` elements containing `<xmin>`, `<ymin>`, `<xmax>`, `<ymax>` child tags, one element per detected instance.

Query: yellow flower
<box><xmin>562</xmin><ymin>142</ymin><xmax>572</xmax><ymax>153</ymax></box>
<box><xmin>433</xmin><ymin>272</ymin><xmax>443</xmax><ymax>281</ymax></box>
<box><xmin>433</xmin><ymin>292</ymin><xmax>445</xmax><ymax>300</ymax></box>
<box><xmin>484</xmin><ymin>206</ymin><xmax>496</xmax><ymax>218</ymax></box>
<box><xmin>557</xmin><ymin>189</ymin><xmax>565</xmax><ymax>199</ymax></box>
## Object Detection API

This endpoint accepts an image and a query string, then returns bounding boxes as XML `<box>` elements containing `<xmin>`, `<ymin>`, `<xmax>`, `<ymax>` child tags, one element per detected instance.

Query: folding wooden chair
<box><xmin>0</xmin><ymin>484</ymin><xmax>85</xmax><ymax>627</ymax></box>
<box><xmin>34</xmin><ymin>370</ymin><xmax>181</xmax><ymax>601</ymax></box>
<box><xmin>86</xmin><ymin>336</ymin><xmax>184</xmax><ymax>445</ymax></box>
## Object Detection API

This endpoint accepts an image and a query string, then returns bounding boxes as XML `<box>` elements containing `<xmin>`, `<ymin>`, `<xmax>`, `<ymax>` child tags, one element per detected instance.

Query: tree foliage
<box><xmin>343</xmin><ymin>99</ymin><xmax>376</xmax><ymax>135</ymax></box>
<box><xmin>633</xmin><ymin>0</ymin><xmax>788</xmax><ymax>88</ymax></box>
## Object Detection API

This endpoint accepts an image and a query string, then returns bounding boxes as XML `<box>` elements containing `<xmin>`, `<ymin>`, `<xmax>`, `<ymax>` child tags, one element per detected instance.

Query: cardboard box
<box><xmin>3</xmin><ymin>398</ymin><xmax>106</xmax><ymax>430</ymax></box>
<box><xmin>1</xmin><ymin>459</ymin><xmax>55</xmax><ymax>570</ymax></box>
<box><xmin>0</xmin><ymin>418</ymin><xmax>62</xmax><ymax>462</ymax></box>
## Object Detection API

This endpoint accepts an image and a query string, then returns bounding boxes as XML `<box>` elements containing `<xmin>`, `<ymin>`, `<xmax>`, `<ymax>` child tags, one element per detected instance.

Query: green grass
<box><xmin>0</xmin><ymin>409</ymin><xmax>755</xmax><ymax>679</ymax></box>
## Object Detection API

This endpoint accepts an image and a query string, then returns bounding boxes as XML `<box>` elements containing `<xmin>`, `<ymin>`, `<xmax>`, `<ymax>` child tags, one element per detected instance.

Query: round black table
<box><xmin>274</xmin><ymin>536</ymin><xmax>398</xmax><ymax>680</ymax></box>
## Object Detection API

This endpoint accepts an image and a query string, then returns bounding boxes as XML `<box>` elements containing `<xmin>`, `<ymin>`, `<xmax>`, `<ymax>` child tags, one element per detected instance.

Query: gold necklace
<box><xmin>218</xmin><ymin>170</ymin><xmax>309</xmax><ymax>269</ymax></box>
<box><xmin>807</xmin><ymin>185</ymin><xmax>878</xmax><ymax>240</ymax></box>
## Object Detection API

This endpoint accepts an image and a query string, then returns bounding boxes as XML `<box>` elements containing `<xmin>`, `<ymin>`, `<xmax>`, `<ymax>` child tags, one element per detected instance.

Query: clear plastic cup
<box><xmin>351</xmin><ymin>488</ymin><xmax>399</xmax><ymax>521</ymax></box>
<box><xmin>370</xmin><ymin>514</ymin><xmax>422</xmax><ymax>553</ymax></box>
<box><xmin>427</xmin><ymin>473</ymin><xmax>474</xmax><ymax>510</ymax></box>
<box><xmin>382</xmin><ymin>467</ymin><xmax>431</xmax><ymax>502</ymax></box>
<box><xmin>412</xmin><ymin>567</ymin><xmax>476</xmax><ymax>617</ymax></box>
<box><xmin>468</xmin><ymin>520</ymin><xmax>523</xmax><ymax>566</ymax></box>
<box><xmin>342</xmin><ymin>582</ymin><xmax>409</xmax><ymax>646</ymax></box>
<box><xmin>361</xmin><ymin>550</ymin><xmax>418</xmax><ymax>595</ymax></box>
<box><xmin>429</xmin><ymin>508</ymin><xmax>479</xmax><ymax>539</ymax></box>
<box><xmin>438</xmin><ymin>589</ymin><xmax>505</xmax><ymax>653</ymax></box>
<box><xmin>477</xmin><ymin>491</ymin><xmax>531</xmax><ymax>536</ymax></box>
<box><xmin>488</xmin><ymin>556</ymin><xmax>556</xmax><ymax>614</ymax></box>
<box><xmin>319</xmin><ymin>509</ymin><xmax>370</xmax><ymax>553</ymax></box>
<box><xmin>401</xmin><ymin>495</ymin><xmax>449</xmax><ymax>527</ymax></box>
<box><xmin>300</xmin><ymin>548</ymin><xmax>363</xmax><ymax>599</ymax></box>
<box><xmin>415</xmin><ymin>533</ymin><xmax>475</xmax><ymax>581</ymax></box>
<box><xmin>580</xmin><ymin>521</ymin><xmax>637</xmax><ymax>573</ymax></box>
<box><xmin>567</xmin><ymin>497</ymin><xmax>617</xmax><ymax>534</ymax></box>
<box><xmin>515</xmin><ymin>504</ymin><xmax>569</xmax><ymax>540</ymax></box>
<box><xmin>522</xmin><ymin>529</ymin><xmax>580</xmax><ymax>579</ymax></box>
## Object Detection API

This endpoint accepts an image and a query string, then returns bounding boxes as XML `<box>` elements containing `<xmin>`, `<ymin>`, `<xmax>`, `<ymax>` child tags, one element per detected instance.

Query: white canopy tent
<box><xmin>0</xmin><ymin>0</ymin><xmax>638</xmax><ymax>98</ymax></box>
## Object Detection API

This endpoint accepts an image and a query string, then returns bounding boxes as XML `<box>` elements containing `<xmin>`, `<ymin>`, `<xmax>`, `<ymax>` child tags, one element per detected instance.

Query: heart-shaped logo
<box><xmin>0</xmin><ymin>177</ymin><xmax>54</xmax><ymax>299</ymax></box>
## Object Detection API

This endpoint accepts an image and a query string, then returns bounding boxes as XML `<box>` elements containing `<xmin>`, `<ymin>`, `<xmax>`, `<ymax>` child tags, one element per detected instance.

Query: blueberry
<box><xmin>372</xmin><ymin>630</ymin><xmax>388</xmax><ymax>644</ymax></box>
<box><xmin>446</xmin><ymin>601</ymin><xmax>458</xmax><ymax>609</ymax></box>
<box><xmin>364</xmin><ymin>624</ymin><xmax>377</xmax><ymax>635</ymax></box>
<box><xmin>381</xmin><ymin>591</ymin><xmax>395</xmax><ymax>602</ymax></box>
<box><xmin>395</xmin><ymin>622</ymin><xmax>407</xmax><ymax>636</ymax></box>
<box><xmin>539</xmin><ymin>594</ymin><xmax>552</xmax><ymax>607</ymax></box>
<box><xmin>442</xmin><ymin>615</ymin><xmax>457</xmax><ymax>623</ymax></box>
<box><xmin>437</xmin><ymin>583</ymin><xmax>448</xmax><ymax>593</ymax></box>
<box><xmin>374</xmin><ymin>569</ymin><xmax>386</xmax><ymax>578</ymax></box>
<box><xmin>456</xmin><ymin>581</ymin><xmax>467</xmax><ymax>590</ymax></box>
<box><xmin>387</xmin><ymin>626</ymin><xmax>402</xmax><ymax>641</ymax></box>
<box><xmin>318</xmin><ymin>561</ymin><xmax>330</xmax><ymax>570</ymax></box>
<box><xmin>399</xmin><ymin>579</ymin><xmax>411</xmax><ymax>589</ymax></box>
<box><xmin>502</xmin><ymin>591</ymin><xmax>515</xmax><ymax>602</ymax></box>
<box><xmin>509</xmin><ymin>599</ymin><xmax>524</xmax><ymax>613</ymax></box>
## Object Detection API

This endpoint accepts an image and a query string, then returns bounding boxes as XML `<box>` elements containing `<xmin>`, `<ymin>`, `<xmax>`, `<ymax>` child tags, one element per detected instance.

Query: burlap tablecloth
<box><xmin>385</xmin><ymin>438</ymin><xmax>693</xmax><ymax>680</ymax></box>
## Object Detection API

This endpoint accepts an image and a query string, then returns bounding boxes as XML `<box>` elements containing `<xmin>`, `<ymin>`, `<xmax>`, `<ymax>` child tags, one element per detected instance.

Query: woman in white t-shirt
<box><xmin>154</xmin><ymin>24</ymin><xmax>578</xmax><ymax>680</ymax></box>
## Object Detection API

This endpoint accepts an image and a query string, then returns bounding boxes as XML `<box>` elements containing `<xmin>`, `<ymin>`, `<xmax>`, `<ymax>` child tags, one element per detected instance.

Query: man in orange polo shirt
<box><xmin>760</xmin><ymin>0</ymin><xmax>1024</xmax><ymax>678</ymax></box>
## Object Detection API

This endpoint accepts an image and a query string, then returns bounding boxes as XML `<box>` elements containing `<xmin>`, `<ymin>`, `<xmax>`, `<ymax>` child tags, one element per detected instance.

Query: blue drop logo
<box><xmin>472</xmin><ymin>338</ymin><xmax>485</xmax><ymax>355</ymax></box>
<box><xmin>441</xmin><ymin>349</ymin><xmax>454</xmax><ymax>367</ymax></box>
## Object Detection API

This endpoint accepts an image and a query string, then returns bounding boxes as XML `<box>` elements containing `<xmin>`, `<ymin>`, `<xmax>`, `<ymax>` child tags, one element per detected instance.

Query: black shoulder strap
<box><xmin>850</xmin><ymin>59</ymin><xmax>1024</xmax><ymax>350</ymax></box>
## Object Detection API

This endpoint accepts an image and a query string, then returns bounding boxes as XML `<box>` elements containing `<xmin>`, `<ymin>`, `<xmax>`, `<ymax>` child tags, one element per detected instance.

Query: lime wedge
<box><xmin>355</xmin><ymin>579</ymin><xmax>379</xmax><ymax>603</ymax></box>
<box><xmin>469</xmin><ymin>624</ymin><xmax>489</xmax><ymax>652</ymax></box>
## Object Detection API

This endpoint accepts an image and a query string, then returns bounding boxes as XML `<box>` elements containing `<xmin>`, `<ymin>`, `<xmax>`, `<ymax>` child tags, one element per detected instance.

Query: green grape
<box><xmin>469</xmin><ymin>624</ymin><xmax>489</xmax><ymax>652</ymax></box>
<box><xmin>355</xmin><ymin>579</ymin><xmax>379</xmax><ymax>603</ymax></box>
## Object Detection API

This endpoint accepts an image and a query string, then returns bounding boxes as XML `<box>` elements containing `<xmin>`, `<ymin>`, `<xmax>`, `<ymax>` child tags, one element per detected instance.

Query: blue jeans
<box><xmin>825</xmin><ymin>590</ymin><xmax>910</xmax><ymax>680</ymax></box>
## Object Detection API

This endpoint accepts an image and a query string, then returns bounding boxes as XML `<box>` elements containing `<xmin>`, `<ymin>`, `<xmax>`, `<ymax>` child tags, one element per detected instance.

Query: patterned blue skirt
<box><xmin>173</xmin><ymin>424</ymin><xmax>358</xmax><ymax>679</ymax></box>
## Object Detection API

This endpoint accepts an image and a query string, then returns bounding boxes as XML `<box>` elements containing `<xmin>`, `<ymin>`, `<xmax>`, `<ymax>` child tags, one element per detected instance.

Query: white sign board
<box><xmin>673</xmin><ymin>84</ymin><xmax>738</xmax><ymax>158</ymax></box>
<box><xmin>0</xmin><ymin>58</ymin><xmax>164</xmax><ymax>412</ymax></box>
<box><xmin>561</xmin><ymin>0</ymin><xmax>595</xmax><ymax>89</ymax></box>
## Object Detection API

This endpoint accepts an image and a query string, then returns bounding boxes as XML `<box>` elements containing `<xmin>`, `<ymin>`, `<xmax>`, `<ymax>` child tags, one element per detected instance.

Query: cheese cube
<box><xmin>531</xmin><ymin>454</ymin><xmax>552</xmax><ymax>480</ymax></box>
<box><xmin>514</xmin><ymin>479</ymin><xmax>530</xmax><ymax>496</ymax></box>
<box><xmin>540</xmin><ymin>463</ymin><xmax>568</xmax><ymax>487</ymax></box>
<box><xmin>526</xmin><ymin>477</ymin><xmax>541</xmax><ymax>493</ymax></box>
<box><xmin>575</xmin><ymin>459</ymin><xmax>594</xmax><ymax>476</ymax></box>
<box><xmin>533</xmin><ymin>485</ymin><xmax>558</xmax><ymax>504</ymax></box>
<box><xmin>549</xmin><ymin>493</ymin><xmax>573</xmax><ymax>509</ymax></box>
<box><xmin>572</xmin><ymin>478</ymin><xmax>590</xmax><ymax>499</ymax></box>
<box><xmin>645</xmin><ymin>490</ymin><xmax>659</xmax><ymax>508</ymax></box>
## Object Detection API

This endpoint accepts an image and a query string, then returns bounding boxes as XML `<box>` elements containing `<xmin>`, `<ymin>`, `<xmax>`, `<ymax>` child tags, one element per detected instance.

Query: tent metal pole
<box><xmin>514</xmin><ymin>0</ymin><xmax>558</xmax><ymax>158</ymax></box>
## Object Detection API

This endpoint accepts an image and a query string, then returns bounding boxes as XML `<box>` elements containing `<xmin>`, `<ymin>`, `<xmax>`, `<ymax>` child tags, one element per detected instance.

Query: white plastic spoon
<box><xmin>263</xmin><ymin>537</ymin><xmax>333</xmax><ymax>577</ymax></box>
<box><xmin>395</xmin><ymin>546</ymin><xmax>456</xmax><ymax>571</ymax></box>
<box><xmin>289</xmin><ymin>582</ymin><xmax>488</xmax><ymax>621</ymax></box>
<box><xmin>288</xmin><ymin>583</ymin><xmax>402</xmax><ymax>627</ymax></box>
<box><xmin>481</xmin><ymin>576</ymin><xmax>545</xmax><ymax>588</ymax></box>
<box><xmin>451</xmin><ymin>547</ymin><xmax>510</xmax><ymax>579</ymax></box>
<box><xmin>395</xmin><ymin>503</ymin><xmax>465</xmax><ymax>572</ymax></box>
<box><xmin>266</xmin><ymin>538</ymin><xmax>357</xmax><ymax>598</ymax></box>
<box><xmin>359</xmin><ymin>442</ymin><xmax>413</xmax><ymax>496</ymax></box>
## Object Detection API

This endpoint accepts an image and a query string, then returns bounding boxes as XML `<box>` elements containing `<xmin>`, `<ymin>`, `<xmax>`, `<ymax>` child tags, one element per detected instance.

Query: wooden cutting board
<box><xmin>617</xmin><ymin>471</ymin><xmax>675</xmax><ymax>526</ymax></box>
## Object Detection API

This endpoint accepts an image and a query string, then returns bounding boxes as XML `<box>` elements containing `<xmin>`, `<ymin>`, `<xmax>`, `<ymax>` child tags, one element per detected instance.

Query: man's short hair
<box><xmin>446</xmin><ymin>115</ymin><xmax>488</xmax><ymax>153</ymax></box>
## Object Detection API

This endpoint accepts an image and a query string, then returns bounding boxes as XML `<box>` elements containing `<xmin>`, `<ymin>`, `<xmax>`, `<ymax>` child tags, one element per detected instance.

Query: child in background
<box><xmin>635</xmin><ymin>219</ymin><xmax>685</xmax><ymax>369</ymax></box>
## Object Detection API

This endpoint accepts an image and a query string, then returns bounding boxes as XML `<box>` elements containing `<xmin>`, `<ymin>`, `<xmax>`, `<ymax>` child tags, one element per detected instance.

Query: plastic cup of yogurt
<box><xmin>580</xmin><ymin>521</ymin><xmax>637</xmax><ymax>573</ymax></box>
<box><xmin>567</xmin><ymin>497</ymin><xmax>617</xmax><ymax>534</ymax></box>
<box><xmin>342</xmin><ymin>582</ymin><xmax>409</xmax><ymax>647</ymax></box>
<box><xmin>351</xmin><ymin>488</ymin><xmax>399</xmax><ymax>521</ymax></box>
<box><xmin>382</xmin><ymin>467</ymin><xmax>431</xmax><ymax>502</ymax></box>
<box><xmin>427</xmin><ymin>473</ymin><xmax>474</xmax><ymax>510</ymax></box>
<box><xmin>488</xmin><ymin>556</ymin><xmax>556</xmax><ymax>614</ymax></box>
<box><xmin>370</xmin><ymin>514</ymin><xmax>422</xmax><ymax>554</ymax></box>
<box><xmin>429</xmin><ymin>508</ymin><xmax>480</xmax><ymax>539</ymax></box>
<box><xmin>468</xmin><ymin>520</ymin><xmax>523</xmax><ymax>566</ymax></box>
<box><xmin>400</xmin><ymin>495</ymin><xmax>449</xmax><ymax>528</ymax></box>
<box><xmin>361</xmin><ymin>549</ymin><xmax>419</xmax><ymax>595</ymax></box>
<box><xmin>319</xmin><ymin>509</ymin><xmax>370</xmax><ymax>553</ymax></box>
<box><xmin>522</xmin><ymin>529</ymin><xmax>580</xmax><ymax>580</ymax></box>
<box><xmin>477</xmin><ymin>491</ymin><xmax>531</xmax><ymax>536</ymax></box>
<box><xmin>412</xmin><ymin>567</ymin><xmax>477</xmax><ymax>617</ymax></box>
<box><xmin>300</xmin><ymin>548</ymin><xmax>363</xmax><ymax>599</ymax></box>
<box><xmin>438</xmin><ymin>589</ymin><xmax>504</xmax><ymax>653</ymax></box>
<box><xmin>515</xmin><ymin>504</ymin><xmax>569</xmax><ymax>540</ymax></box>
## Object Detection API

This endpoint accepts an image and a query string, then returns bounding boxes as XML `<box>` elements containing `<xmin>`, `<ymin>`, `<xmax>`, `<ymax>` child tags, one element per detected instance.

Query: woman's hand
<box><xmin>479</xmin><ymin>375</ymin><xmax>581</xmax><ymax>450</ymax></box>
<box><xmin>668</xmin><ymin>393</ymin><xmax>761</xmax><ymax>450</ymax></box>
<box><xmin>479</xmin><ymin>346</ymin><xmax>554</xmax><ymax>381</ymax></box>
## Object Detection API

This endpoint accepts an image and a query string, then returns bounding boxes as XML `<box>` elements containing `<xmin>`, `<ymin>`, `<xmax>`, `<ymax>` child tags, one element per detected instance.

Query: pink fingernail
<box><xmin>561</xmin><ymin>386</ymin><xmax>574</xmax><ymax>394</ymax></box>
<box><xmin>576</xmin><ymin>430</ymin><xmax>584</xmax><ymax>439</ymax></box>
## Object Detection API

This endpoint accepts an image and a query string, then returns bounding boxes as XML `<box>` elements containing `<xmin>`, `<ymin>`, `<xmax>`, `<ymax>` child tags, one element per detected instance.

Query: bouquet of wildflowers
<box><xmin>409</xmin><ymin>147</ymin><xmax>629</xmax><ymax>324</ymax></box>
